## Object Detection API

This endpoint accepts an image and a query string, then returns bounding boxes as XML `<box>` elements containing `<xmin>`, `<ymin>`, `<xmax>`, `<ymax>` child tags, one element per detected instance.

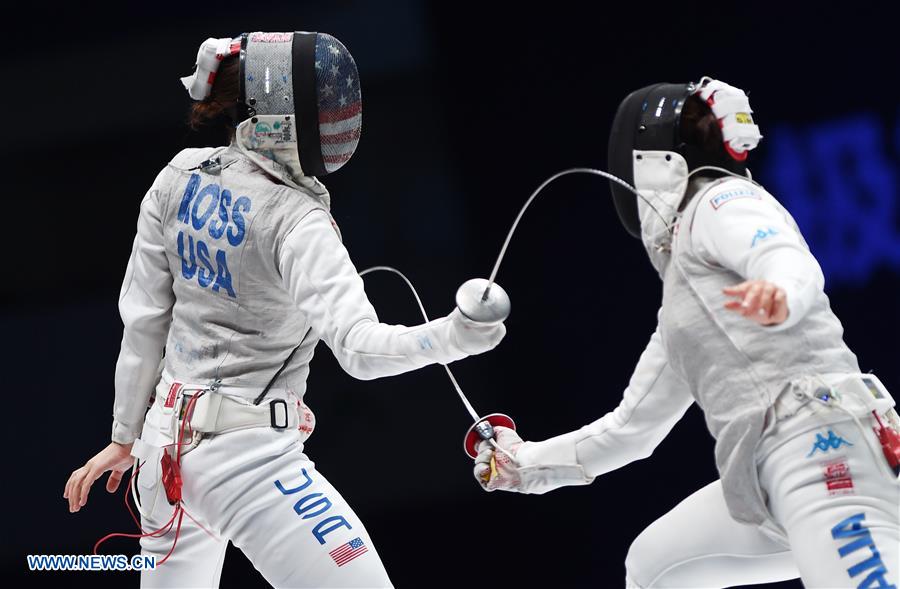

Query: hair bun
<box><xmin>189</xmin><ymin>99</ymin><xmax>226</xmax><ymax>130</ymax></box>
<box><xmin>187</xmin><ymin>55</ymin><xmax>240</xmax><ymax>134</ymax></box>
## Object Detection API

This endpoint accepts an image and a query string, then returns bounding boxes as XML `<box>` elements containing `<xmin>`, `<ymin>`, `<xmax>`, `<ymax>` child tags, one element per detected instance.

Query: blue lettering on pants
<box><xmin>275</xmin><ymin>468</ymin><xmax>352</xmax><ymax>545</ymax></box>
<box><xmin>831</xmin><ymin>513</ymin><xmax>896</xmax><ymax>589</ymax></box>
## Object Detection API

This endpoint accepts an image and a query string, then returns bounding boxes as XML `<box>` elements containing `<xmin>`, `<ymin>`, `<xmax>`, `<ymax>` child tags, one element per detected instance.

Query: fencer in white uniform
<box><xmin>472</xmin><ymin>79</ymin><xmax>900</xmax><ymax>588</ymax></box>
<box><xmin>64</xmin><ymin>33</ymin><xmax>506</xmax><ymax>588</ymax></box>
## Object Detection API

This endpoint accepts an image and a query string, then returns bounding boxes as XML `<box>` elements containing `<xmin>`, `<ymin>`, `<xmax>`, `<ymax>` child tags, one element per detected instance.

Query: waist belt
<box><xmin>155</xmin><ymin>336</ymin><xmax>308</xmax><ymax>438</ymax></box>
<box><xmin>773</xmin><ymin>372</ymin><xmax>895</xmax><ymax>422</ymax></box>
<box><xmin>187</xmin><ymin>391</ymin><xmax>300</xmax><ymax>434</ymax></box>
<box><xmin>155</xmin><ymin>378</ymin><xmax>300</xmax><ymax>437</ymax></box>
<box><xmin>159</xmin><ymin>369</ymin><xmax>292</xmax><ymax>402</ymax></box>
<box><xmin>760</xmin><ymin>373</ymin><xmax>897</xmax><ymax>460</ymax></box>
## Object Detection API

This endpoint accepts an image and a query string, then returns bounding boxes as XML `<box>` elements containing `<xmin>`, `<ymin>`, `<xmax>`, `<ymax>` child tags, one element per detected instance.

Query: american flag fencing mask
<box><xmin>240</xmin><ymin>31</ymin><xmax>362</xmax><ymax>178</ymax></box>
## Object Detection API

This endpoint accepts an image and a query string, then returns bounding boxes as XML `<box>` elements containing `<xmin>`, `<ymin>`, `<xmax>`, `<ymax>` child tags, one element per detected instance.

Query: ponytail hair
<box><xmin>188</xmin><ymin>55</ymin><xmax>240</xmax><ymax>140</ymax></box>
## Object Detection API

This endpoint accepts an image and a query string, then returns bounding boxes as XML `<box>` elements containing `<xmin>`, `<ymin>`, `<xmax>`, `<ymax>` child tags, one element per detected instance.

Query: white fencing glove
<box><xmin>473</xmin><ymin>426</ymin><xmax>593</xmax><ymax>494</ymax></box>
<box><xmin>448</xmin><ymin>308</ymin><xmax>506</xmax><ymax>355</ymax></box>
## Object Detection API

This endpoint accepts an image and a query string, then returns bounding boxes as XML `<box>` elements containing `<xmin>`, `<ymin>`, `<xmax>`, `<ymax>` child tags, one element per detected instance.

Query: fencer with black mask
<box><xmin>472</xmin><ymin>78</ymin><xmax>900</xmax><ymax>589</ymax></box>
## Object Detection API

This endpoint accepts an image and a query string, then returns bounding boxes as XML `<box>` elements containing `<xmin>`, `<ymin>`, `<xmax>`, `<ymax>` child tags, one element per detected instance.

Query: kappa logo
<box><xmin>751</xmin><ymin>227</ymin><xmax>779</xmax><ymax>247</ymax></box>
<box><xmin>807</xmin><ymin>430</ymin><xmax>853</xmax><ymax>458</ymax></box>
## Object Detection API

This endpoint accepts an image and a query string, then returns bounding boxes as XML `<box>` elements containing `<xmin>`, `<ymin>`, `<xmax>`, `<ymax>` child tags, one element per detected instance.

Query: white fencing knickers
<box><xmin>625</xmin><ymin>393</ymin><xmax>899</xmax><ymax>588</ymax></box>
<box><xmin>134</xmin><ymin>399</ymin><xmax>392</xmax><ymax>588</ymax></box>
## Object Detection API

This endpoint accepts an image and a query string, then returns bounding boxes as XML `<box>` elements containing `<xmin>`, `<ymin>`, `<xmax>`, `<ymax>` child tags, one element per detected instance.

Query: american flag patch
<box><xmin>329</xmin><ymin>537</ymin><xmax>368</xmax><ymax>567</ymax></box>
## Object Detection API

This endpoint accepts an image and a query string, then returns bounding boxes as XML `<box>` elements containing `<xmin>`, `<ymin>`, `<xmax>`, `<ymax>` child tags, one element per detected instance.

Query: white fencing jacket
<box><xmin>111</xmin><ymin>146</ymin><xmax>503</xmax><ymax>444</ymax></box>
<box><xmin>518</xmin><ymin>176</ymin><xmax>858</xmax><ymax>526</ymax></box>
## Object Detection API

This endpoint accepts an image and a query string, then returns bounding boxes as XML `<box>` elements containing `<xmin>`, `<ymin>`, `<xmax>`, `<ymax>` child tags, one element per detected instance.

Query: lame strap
<box><xmin>253</xmin><ymin>329</ymin><xmax>311</xmax><ymax>405</ymax></box>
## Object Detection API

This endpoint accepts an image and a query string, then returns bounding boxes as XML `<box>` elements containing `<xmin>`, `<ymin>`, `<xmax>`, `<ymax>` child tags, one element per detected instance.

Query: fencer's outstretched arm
<box><xmin>692</xmin><ymin>183</ymin><xmax>824</xmax><ymax>330</ymax></box>
<box><xmin>519</xmin><ymin>320</ymin><xmax>694</xmax><ymax>478</ymax></box>
<box><xmin>475</xmin><ymin>319</ymin><xmax>693</xmax><ymax>493</ymax></box>
<box><xmin>112</xmin><ymin>173</ymin><xmax>175</xmax><ymax>445</ymax></box>
<box><xmin>278</xmin><ymin>209</ymin><xmax>504</xmax><ymax>380</ymax></box>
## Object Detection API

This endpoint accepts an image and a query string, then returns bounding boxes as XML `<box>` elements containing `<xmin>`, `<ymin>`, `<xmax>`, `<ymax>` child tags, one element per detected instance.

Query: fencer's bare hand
<box><xmin>723</xmin><ymin>280</ymin><xmax>788</xmax><ymax>326</ymax></box>
<box><xmin>64</xmin><ymin>442</ymin><xmax>133</xmax><ymax>513</ymax></box>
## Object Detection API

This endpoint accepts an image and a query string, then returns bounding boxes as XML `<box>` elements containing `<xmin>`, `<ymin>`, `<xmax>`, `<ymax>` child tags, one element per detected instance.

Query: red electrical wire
<box><xmin>94</xmin><ymin>391</ymin><xmax>210</xmax><ymax>565</ymax></box>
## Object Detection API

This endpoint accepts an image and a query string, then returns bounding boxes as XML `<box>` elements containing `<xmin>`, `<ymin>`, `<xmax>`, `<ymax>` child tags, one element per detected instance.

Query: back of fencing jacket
<box><xmin>110</xmin><ymin>145</ymin><xmax>504</xmax><ymax>444</ymax></box>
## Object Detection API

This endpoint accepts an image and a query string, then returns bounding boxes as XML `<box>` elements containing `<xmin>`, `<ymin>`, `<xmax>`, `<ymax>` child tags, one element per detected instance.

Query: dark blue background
<box><xmin>4</xmin><ymin>2</ymin><xmax>898</xmax><ymax>587</ymax></box>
